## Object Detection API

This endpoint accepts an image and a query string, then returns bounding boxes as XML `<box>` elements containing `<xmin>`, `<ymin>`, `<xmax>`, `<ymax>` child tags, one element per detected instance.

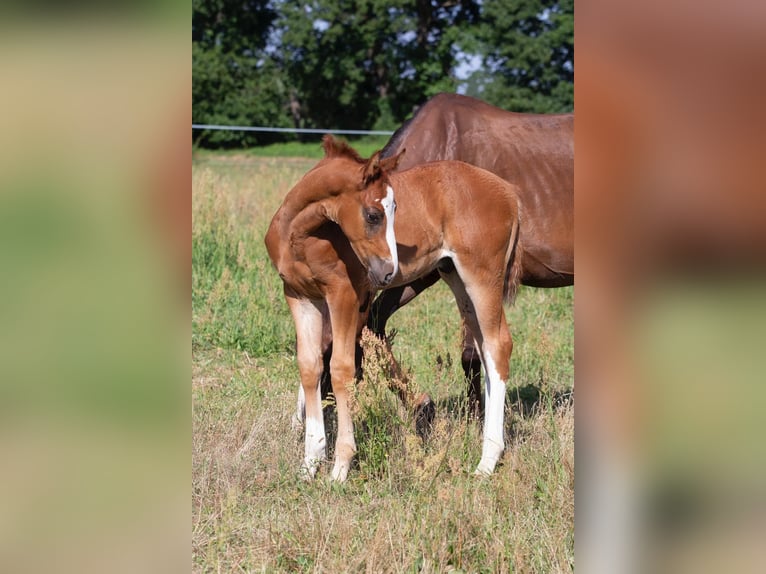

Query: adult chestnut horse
<box><xmin>265</xmin><ymin>136</ymin><xmax>523</xmax><ymax>480</ymax></box>
<box><xmin>369</xmin><ymin>93</ymin><xmax>574</xmax><ymax>409</ymax></box>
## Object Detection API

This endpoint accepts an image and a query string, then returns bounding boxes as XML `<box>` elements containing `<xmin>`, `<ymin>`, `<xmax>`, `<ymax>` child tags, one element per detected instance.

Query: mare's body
<box><xmin>381</xmin><ymin>93</ymin><xmax>573</xmax><ymax>286</ymax></box>
<box><xmin>370</xmin><ymin>93</ymin><xmax>574</xmax><ymax>408</ymax></box>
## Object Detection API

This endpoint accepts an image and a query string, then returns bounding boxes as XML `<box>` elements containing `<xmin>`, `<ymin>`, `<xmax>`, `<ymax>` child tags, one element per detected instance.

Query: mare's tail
<box><xmin>503</xmin><ymin>214</ymin><xmax>524</xmax><ymax>305</ymax></box>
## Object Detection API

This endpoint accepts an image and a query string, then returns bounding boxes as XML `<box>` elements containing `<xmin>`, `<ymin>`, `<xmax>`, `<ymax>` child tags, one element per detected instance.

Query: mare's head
<box><xmin>310</xmin><ymin>135</ymin><xmax>405</xmax><ymax>288</ymax></box>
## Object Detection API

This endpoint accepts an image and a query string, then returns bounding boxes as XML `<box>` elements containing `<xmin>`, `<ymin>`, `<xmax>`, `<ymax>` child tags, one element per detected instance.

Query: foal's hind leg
<box><xmin>440</xmin><ymin>265</ymin><xmax>512</xmax><ymax>476</ymax></box>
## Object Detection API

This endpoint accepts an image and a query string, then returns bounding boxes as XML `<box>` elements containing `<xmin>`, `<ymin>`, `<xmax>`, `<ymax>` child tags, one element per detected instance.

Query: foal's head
<box><xmin>316</xmin><ymin>135</ymin><xmax>405</xmax><ymax>288</ymax></box>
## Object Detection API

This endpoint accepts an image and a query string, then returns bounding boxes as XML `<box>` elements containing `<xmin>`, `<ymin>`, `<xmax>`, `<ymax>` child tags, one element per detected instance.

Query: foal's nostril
<box><xmin>369</xmin><ymin>258</ymin><xmax>396</xmax><ymax>287</ymax></box>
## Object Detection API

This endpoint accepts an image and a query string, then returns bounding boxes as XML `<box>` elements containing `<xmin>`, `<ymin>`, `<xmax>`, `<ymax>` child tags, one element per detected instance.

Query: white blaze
<box><xmin>380</xmin><ymin>185</ymin><xmax>398</xmax><ymax>277</ymax></box>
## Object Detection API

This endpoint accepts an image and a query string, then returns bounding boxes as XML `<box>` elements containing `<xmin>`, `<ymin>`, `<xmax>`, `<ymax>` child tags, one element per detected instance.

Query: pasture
<box><xmin>192</xmin><ymin>153</ymin><xmax>574</xmax><ymax>572</ymax></box>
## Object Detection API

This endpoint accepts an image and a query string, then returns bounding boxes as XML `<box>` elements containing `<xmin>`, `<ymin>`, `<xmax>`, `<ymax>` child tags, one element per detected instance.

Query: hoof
<box><xmin>299</xmin><ymin>466</ymin><xmax>316</xmax><ymax>481</ymax></box>
<box><xmin>300</xmin><ymin>457</ymin><xmax>323</xmax><ymax>481</ymax></box>
<box><xmin>330</xmin><ymin>462</ymin><xmax>350</xmax><ymax>483</ymax></box>
<box><xmin>474</xmin><ymin>454</ymin><xmax>500</xmax><ymax>476</ymax></box>
<box><xmin>414</xmin><ymin>393</ymin><xmax>435</xmax><ymax>439</ymax></box>
<box><xmin>473</xmin><ymin>463</ymin><xmax>494</xmax><ymax>477</ymax></box>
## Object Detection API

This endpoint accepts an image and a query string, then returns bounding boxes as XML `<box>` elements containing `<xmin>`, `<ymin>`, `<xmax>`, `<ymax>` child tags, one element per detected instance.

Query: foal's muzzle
<box><xmin>368</xmin><ymin>257</ymin><xmax>397</xmax><ymax>288</ymax></box>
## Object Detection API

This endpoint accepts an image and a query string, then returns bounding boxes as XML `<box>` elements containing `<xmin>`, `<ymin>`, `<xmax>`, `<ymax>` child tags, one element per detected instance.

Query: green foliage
<box><xmin>192</xmin><ymin>160</ymin><xmax>304</xmax><ymax>355</ymax></box>
<box><xmin>470</xmin><ymin>0</ymin><xmax>574</xmax><ymax>113</ymax></box>
<box><xmin>192</xmin><ymin>45</ymin><xmax>292</xmax><ymax>147</ymax></box>
<box><xmin>192</xmin><ymin>0</ymin><xmax>291</xmax><ymax>147</ymax></box>
<box><xmin>192</xmin><ymin>0</ymin><xmax>276</xmax><ymax>53</ymax></box>
<box><xmin>192</xmin><ymin>0</ymin><xmax>573</xmax><ymax>148</ymax></box>
<box><xmin>276</xmin><ymin>0</ymin><xmax>479</xmax><ymax>130</ymax></box>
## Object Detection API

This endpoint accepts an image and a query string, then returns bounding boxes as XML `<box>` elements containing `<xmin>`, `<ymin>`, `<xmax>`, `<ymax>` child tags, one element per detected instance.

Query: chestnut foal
<box><xmin>266</xmin><ymin>136</ymin><xmax>523</xmax><ymax>480</ymax></box>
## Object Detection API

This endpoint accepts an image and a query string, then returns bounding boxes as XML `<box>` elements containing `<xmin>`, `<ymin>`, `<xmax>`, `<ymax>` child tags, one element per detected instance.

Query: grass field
<box><xmin>192</xmin><ymin>154</ymin><xmax>574</xmax><ymax>572</ymax></box>
<box><xmin>192</xmin><ymin>135</ymin><xmax>391</xmax><ymax>162</ymax></box>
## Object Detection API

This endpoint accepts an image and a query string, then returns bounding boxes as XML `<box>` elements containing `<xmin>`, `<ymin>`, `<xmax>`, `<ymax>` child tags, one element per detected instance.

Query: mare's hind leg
<box><xmin>439</xmin><ymin>265</ymin><xmax>512</xmax><ymax>476</ymax></box>
<box><xmin>285</xmin><ymin>292</ymin><xmax>327</xmax><ymax>479</ymax></box>
<box><xmin>461</xmin><ymin>323</ymin><xmax>483</xmax><ymax>418</ymax></box>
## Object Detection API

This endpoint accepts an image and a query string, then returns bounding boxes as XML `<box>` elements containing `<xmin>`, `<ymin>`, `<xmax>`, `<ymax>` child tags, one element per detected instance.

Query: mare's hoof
<box><xmin>414</xmin><ymin>393</ymin><xmax>435</xmax><ymax>439</ymax></box>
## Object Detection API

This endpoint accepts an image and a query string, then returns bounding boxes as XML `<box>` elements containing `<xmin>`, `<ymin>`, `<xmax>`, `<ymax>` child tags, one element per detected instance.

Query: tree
<box><xmin>192</xmin><ymin>0</ymin><xmax>291</xmax><ymax>146</ymax></box>
<box><xmin>192</xmin><ymin>0</ymin><xmax>275</xmax><ymax>53</ymax></box>
<box><xmin>469</xmin><ymin>0</ymin><xmax>573</xmax><ymax>113</ymax></box>
<box><xmin>275</xmin><ymin>0</ymin><xmax>480</xmax><ymax>131</ymax></box>
<box><xmin>191</xmin><ymin>0</ymin><xmax>574</xmax><ymax>148</ymax></box>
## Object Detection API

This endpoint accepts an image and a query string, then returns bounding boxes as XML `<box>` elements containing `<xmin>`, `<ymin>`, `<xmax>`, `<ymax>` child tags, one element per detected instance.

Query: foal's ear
<box><xmin>362</xmin><ymin>148</ymin><xmax>405</xmax><ymax>185</ymax></box>
<box><xmin>362</xmin><ymin>150</ymin><xmax>383</xmax><ymax>185</ymax></box>
<box><xmin>380</xmin><ymin>148</ymin><xmax>405</xmax><ymax>172</ymax></box>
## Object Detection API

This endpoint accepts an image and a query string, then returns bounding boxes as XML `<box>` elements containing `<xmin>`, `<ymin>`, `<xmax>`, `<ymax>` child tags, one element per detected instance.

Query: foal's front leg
<box><xmin>286</xmin><ymin>293</ymin><xmax>327</xmax><ymax>478</ymax></box>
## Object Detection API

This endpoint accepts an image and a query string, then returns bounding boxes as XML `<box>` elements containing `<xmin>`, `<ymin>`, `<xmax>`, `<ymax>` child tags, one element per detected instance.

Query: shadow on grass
<box><xmin>434</xmin><ymin>383</ymin><xmax>573</xmax><ymax>418</ymax></box>
<box><xmin>309</xmin><ymin>334</ymin><xmax>573</xmax><ymax>466</ymax></box>
<box><xmin>431</xmin><ymin>383</ymin><xmax>574</xmax><ymax>438</ymax></box>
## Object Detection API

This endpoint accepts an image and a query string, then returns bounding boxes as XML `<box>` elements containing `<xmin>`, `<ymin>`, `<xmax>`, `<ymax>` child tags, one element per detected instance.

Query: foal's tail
<box><xmin>503</xmin><ymin>214</ymin><xmax>524</xmax><ymax>305</ymax></box>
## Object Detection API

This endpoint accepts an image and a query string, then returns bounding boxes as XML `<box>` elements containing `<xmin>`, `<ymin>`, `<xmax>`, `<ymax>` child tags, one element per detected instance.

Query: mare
<box><xmin>369</xmin><ymin>93</ymin><xmax>574</xmax><ymax>411</ymax></box>
<box><xmin>265</xmin><ymin>135</ymin><xmax>523</xmax><ymax>480</ymax></box>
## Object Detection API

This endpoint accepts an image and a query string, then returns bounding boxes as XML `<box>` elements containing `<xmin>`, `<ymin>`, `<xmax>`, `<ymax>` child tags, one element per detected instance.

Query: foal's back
<box><xmin>388</xmin><ymin>161</ymin><xmax>522</xmax><ymax>283</ymax></box>
<box><xmin>383</xmin><ymin>92</ymin><xmax>572</xmax><ymax>286</ymax></box>
<box><xmin>392</xmin><ymin>160</ymin><xmax>519</xmax><ymax>238</ymax></box>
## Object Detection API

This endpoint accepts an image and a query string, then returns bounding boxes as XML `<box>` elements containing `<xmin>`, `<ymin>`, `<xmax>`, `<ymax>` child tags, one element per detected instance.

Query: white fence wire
<box><xmin>192</xmin><ymin>124</ymin><xmax>394</xmax><ymax>136</ymax></box>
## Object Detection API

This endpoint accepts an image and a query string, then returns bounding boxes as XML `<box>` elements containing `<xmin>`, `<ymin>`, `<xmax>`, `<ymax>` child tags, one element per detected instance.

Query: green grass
<box><xmin>192</xmin><ymin>155</ymin><xmax>574</xmax><ymax>572</ymax></box>
<box><xmin>193</xmin><ymin>135</ymin><xmax>391</xmax><ymax>161</ymax></box>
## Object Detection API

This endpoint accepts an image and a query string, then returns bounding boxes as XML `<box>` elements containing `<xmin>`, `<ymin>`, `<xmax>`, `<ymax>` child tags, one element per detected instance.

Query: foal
<box><xmin>265</xmin><ymin>137</ymin><xmax>402</xmax><ymax>481</ymax></box>
<box><xmin>266</xmin><ymin>135</ymin><xmax>523</xmax><ymax>480</ymax></box>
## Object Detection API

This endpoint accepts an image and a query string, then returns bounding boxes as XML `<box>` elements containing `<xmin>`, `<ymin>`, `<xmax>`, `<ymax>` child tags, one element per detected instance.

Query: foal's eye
<box><xmin>365</xmin><ymin>209</ymin><xmax>383</xmax><ymax>225</ymax></box>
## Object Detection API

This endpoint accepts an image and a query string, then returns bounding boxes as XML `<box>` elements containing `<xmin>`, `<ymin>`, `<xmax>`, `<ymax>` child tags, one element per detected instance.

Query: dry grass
<box><xmin>192</xmin><ymin>156</ymin><xmax>574</xmax><ymax>572</ymax></box>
